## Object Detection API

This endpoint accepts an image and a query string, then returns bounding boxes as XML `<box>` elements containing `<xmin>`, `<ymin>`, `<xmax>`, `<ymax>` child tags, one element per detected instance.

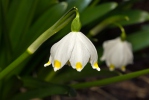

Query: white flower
<box><xmin>44</xmin><ymin>32</ymin><xmax>100</xmax><ymax>72</ymax></box>
<box><xmin>101</xmin><ymin>37</ymin><xmax>133</xmax><ymax>71</ymax></box>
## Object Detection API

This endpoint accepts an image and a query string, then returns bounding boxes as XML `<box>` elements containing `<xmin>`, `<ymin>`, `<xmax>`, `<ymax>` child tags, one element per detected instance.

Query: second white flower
<box><xmin>101</xmin><ymin>37</ymin><xmax>133</xmax><ymax>71</ymax></box>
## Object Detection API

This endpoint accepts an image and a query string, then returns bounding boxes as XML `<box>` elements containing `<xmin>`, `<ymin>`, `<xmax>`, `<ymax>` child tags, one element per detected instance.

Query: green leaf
<box><xmin>52</xmin><ymin>66</ymin><xmax>120</xmax><ymax>83</ymax></box>
<box><xmin>35</xmin><ymin>0</ymin><xmax>58</xmax><ymax>16</ymax></box>
<box><xmin>1</xmin><ymin>0</ymin><xmax>9</xmax><ymax>15</ymax></box>
<box><xmin>0</xmin><ymin>0</ymin><xmax>12</xmax><ymax>68</ymax></box>
<box><xmin>0</xmin><ymin>1</ymin><xmax>2</xmax><ymax>44</ymax></box>
<box><xmin>88</xmin><ymin>15</ymin><xmax>128</xmax><ymax>36</ymax></box>
<box><xmin>6</xmin><ymin>0</ymin><xmax>21</xmax><ymax>29</ymax></box>
<box><xmin>12</xmin><ymin>77</ymin><xmax>76</xmax><ymax>100</ymax></box>
<box><xmin>66</xmin><ymin>0</ymin><xmax>92</xmax><ymax>12</ymax></box>
<box><xmin>89</xmin><ymin>0</ymin><xmax>100</xmax><ymax>7</ymax></box>
<box><xmin>0</xmin><ymin>38</ymin><xmax>10</xmax><ymax>69</ymax></box>
<box><xmin>117</xmin><ymin>0</ymin><xmax>141</xmax><ymax>10</ymax></box>
<box><xmin>127</xmin><ymin>29</ymin><xmax>149</xmax><ymax>51</ymax></box>
<box><xmin>118</xmin><ymin>10</ymin><xmax>149</xmax><ymax>25</ymax></box>
<box><xmin>7</xmin><ymin>0</ymin><xmax>38</xmax><ymax>52</ymax></box>
<box><xmin>0</xmin><ymin>4</ymin><xmax>2</xmax><ymax>37</ymax></box>
<box><xmin>81</xmin><ymin>2</ymin><xmax>118</xmax><ymax>26</ymax></box>
<box><xmin>0</xmin><ymin>81</ymin><xmax>2</xmax><ymax>100</ymax></box>
<box><xmin>0</xmin><ymin>1</ymin><xmax>5</xmax><ymax>68</ymax></box>
<box><xmin>2</xmin><ymin>76</ymin><xmax>22</xmax><ymax>100</ymax></box>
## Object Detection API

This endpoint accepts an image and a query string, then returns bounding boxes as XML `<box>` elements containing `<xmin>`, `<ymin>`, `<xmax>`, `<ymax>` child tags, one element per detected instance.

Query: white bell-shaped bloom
<box><xmin>44</xmin><ymin>32</ymin><xmax>100</xmax><ymax>72</ymax></box>
<box><xmin>101</xmin><ymin>37</ymin><xmax>133</xmax><ymax>71</ymax></box>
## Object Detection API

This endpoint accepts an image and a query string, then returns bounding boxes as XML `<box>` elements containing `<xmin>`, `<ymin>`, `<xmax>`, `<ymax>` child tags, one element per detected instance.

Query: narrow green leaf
<box><xmin>127</xmin><ymin>29</ymin><xmax>149</xmax><ymax>51</ymax></box>
<box><xmin>0</xmin><ymin>80</ymin><xmax>2</xmax><ymax>100</ymax></box>
<box><xmin>0</xmin><ymin>1</ymin><xmax>2</xmax><ymax>43</ymax></box>
<box><xmin>0</xmin><ymin>0</ymin><xmax>3</xmax><ymax>55</ymax></box>
<box><xmin>35</xmin><ymin>0</ymin><xmax>58</xmax><ymax>16</ymax></box>
<box><xmin>1</xmin><ymin>0</ymin><xmax>9</xmax><ymax>15</ymax></box>
<box><xmin>118</xmin><ymin>10</ymin><xmax>149</xmax><ymax>25</ymax></box>
<box><xmin>12</xmin><ymin>87</ymin><xmax>72</xmax><ymax>100</ymax></box>
<box><xmin>81</xmin><ymin>2</ymin><xmax>118</xmax><ymax>26</ymax></box>
<box><xmin>66</xmin><ymin>0</ymin><xmax>92</xmax><ymax>12</ymax></box>
<box><xmin>117</xmin><ymin>0</ymin><xmax>141</xmax><ymax>10</ymax></box>
<box><xmin>89</xmin><ymin>0</ymin><xmax>100</xmax><ymax>7</ymax></box>
<box><xmin>0</xmin><ymin>0</ymin><xmax>12</xmax><ymax>68</ymax></box>
<box><xmin>0</xmin><ymin>39</ymin><xmax>9</xmax><ymax>68</ymax></box>
<box><xmin>88</xmin><ymin>15</ymin><xmax>128</xmax><ymax>36</ymax></box>
<box><xmin>52</xmin><ymin>66</ymin><xmax>119</xmax><ymax>83</ymax></box>
<box><xmin>7</xmin><ymin>0</ymin><xmax>38</xmax><ymax>51</ymax></box>
<box><xmin>6</xmin><ymin>0</ymin><xmax>21</xmax><ymax>27</ymax></box>
<box><xmin>2</xmin><ymin>76</ymin><xmax>22</xmax><ymax>100</ymax></box>
<box><xmin>12</xmin><ymin>77</ymin><xmax>76</xmax><ymax>100</ymax></box>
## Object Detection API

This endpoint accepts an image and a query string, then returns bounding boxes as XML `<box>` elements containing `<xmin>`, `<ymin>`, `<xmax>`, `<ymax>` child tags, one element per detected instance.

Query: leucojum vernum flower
<box><xmin>101</xmin><ymin>37</ymin><xmax>133</xmax><ymax>71</ymax></box>
<box><xmin>44</xmin><ymin>8</ymin><xmax>100</xmax><ymax>72</ymax></box>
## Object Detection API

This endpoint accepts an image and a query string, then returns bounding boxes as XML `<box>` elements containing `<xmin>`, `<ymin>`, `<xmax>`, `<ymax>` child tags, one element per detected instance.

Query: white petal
<box><xmin>103</xmin><ymin>37</ymin><xmax>120</xmax><ymax>49</ymax></box>
<box><xmin>69</xmin><ymin>36</ymin><xmax>90</xmax><ymax>72</ymax></box>
<box><xmin>101</xmin><ymin>37</ymin><xmax>120</xmax><ymax>61</ymax></box>
<box><xmin>112</xmin><ymin>41</ymin><xmax>133</xmax><ymax>67</ymax></box>
<box><xmin>124</xmin><ymin>41</ymin><xmax>133</xmax><ymax>64</ymax></box>
<box><xmin>50</xmin><ymin>32</ymin><xmax>76</xmax><ymax>71</ymax></box>
<box><xmin>76</xmin><ymin>32</ymin><xmax>98</xmax><ymax>66</ymax></box>
<box><xmin>44</xmin><ymin>56</ymin><xmax>52</xmax><ymax>67</ymax></box>
<box><xmin>103</xmin><ymin>40</ymin><xmax>122</xmax><ymax>67</ymax></box>
<box><xmin>108</xmin><ymin>42</ymin><xmax>125</xmax><ymax>67</ymax></box>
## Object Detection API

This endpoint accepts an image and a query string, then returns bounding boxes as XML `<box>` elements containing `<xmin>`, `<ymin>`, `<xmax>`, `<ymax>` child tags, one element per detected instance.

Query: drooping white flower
<box><xmin>44</xmin><ymin>32</ymin><xmax>100</xmax><ymax>72</ymax></box>
<box><xmin>101</xmin><ymin>37</ymin><xmax>133</xmax><ymax>71</ymax></box>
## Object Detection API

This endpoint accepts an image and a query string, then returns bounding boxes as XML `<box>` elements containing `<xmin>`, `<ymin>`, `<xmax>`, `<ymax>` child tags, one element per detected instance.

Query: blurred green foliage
<box><xmin>1</xmin><ymin>0</ymin><xmax>149</xmax><ymax>99</ymax></box>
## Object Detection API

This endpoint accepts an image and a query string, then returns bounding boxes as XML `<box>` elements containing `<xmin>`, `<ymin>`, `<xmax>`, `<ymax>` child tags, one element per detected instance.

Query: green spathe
<box><xmin>71</xmin><ymin>8</ymin><xmax>81</xmax><ymax>32</ymax></box>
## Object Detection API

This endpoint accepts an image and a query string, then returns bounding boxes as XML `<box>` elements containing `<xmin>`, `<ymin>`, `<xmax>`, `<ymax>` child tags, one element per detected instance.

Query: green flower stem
<box><xmin>88</xmin><ymin>15</ymin><xmax>129</xmax><ymax>37</ymax></box>
<box><xmin>71</xmin><ymin>68</ymin><xmax>149</xmax><ymax>89</ymax></box>
<box><xmin>28</xmin><ymin>7</ymin><xmax>77</xmax><ymax>54</ymax></box>
<box><xmin>113</xmin><ymin>23</ymin><xmax>126</xmax><ymax>41</ymax></box>
<box><xmin>0</xmin><ymin>51</ymin><xmax>30</xmax><ymax>80</ymax></box>
<box><xmin>0</xmin><ymin>7</ymin><xmax>77</xmax><ymax>80</ymax></box>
